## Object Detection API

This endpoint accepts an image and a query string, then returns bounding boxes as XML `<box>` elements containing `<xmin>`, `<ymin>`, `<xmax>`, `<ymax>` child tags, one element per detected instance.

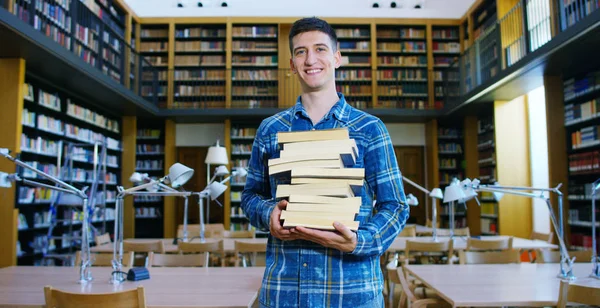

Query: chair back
<box><xmin>395</xmin><ymin>266</ymin><xmax>418</xmax><ymax>308</ymax></box>
<box><xmin>123</xmin><ymin>240</ymin><xmax>165</xmax><ymax>253</ymax></box>
<box><xmin>458</xmin><ymin>250</ymin><xmax>521</xmax><ymax>264</ymax></box>
<box><xmin>467</xmin><ymin>237</ymin><xmax>513</xmax><ymax>251</ymax></box>
<box><xmin>405</xmin><ymin>239</ymin><xmax>454</xmax><ymax>265</ymax></box>
<box><xmin>536</xmin><ymin>249</ymin><xmax>593</xmax><ymax>263</ymax></box>
<box><xmin>147</xmin><ymin>252</ymin><xmax>206</xmax><ymax>267</ymax></box>
<box><xmin>75</xmin><ymin>251</ymin><xmax>134</xmax><ymax>268</ymax></box>
<box><xmin>177</xmin><ymin>223</ymin><xmax>225</xmax><ymax>238</ymax></box>
<box><xmin>557</xmin><ymin>280</ymin><xmax>600</xmax><ymax>307</ymax></box>
<box><xmin>179</xmin><ymin>240</ymin><xmax>224</xmax><ymax>266</ymax></box>
<box><xmin>234</xmin><ymin>240</ymin><xmax>267</xmax><ymax>267</ymax></box>
<box><xmin>398</xmin><ymin>225</ymin><xmax>416</xmax><ymax>237</ymax></box>
<box><xmin>530</xmin><ymin>231</ymin><xmax>553</xmax><ymax>243</ymax></box>
<box><xmin>95</xmin><ymin>233</ymin><xmax>111</xmax><ymax>245</ymax></box>
<box><xmin>224</xmin><ymin>230</ymin><xmax>255</xmax><ymax>238</ymax></box>
<box><xmin>428</xmin><ymin>227</ymin><xmax>470</xmax><ymax>237</ymax></box>
<box><xmin>44</xmin><ymin>285</ymin><xmax>146</xmax><ymax>308</ymax></box>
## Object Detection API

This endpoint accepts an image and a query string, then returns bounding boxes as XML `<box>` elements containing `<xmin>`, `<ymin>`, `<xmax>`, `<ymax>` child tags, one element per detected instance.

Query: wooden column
<box><xmin>544</xmin><ymin>75</ymin><xmax>568</xmax><ymax>244</ymax></box>
<box><xmin>121</xmin><ymin>116</ymin><xmax>137</xmax><ymax>239</ymax></box>
<box><xmin>0</xmin><ymin>58</ymin><xmax>25</xmax><ymax>267</ymax></box>
<box><xmin>225</xmin><ymin>22</ymin><xmax>232</xmax><ymax>109</ymax></box>
<box><xmin>224</xmin><ymin>119</ymin><xmax>231</xmax><ymax>230</ymax></box>
<box><xmin>167</xmin><ymin>23</ymin><xmax>175</xmax><ymax>108</ymax></box>
<box><xmin>426</xmin><ymin>22</ymin><xmax>434</xmax><ymax>109</ymax></box>
<box><xmin>163</xmin><ymin>119</ymin><xmax>177</xmax><ymax>238</ymax></box>
<box><xmin>495</xmin><ymin>97</ymin><xmax>532</xmax><ymax>238</ymax></box>
<box><xmin>425</xmin><ymin>119</ymin><xmax>439</xmax><ymax>223</ymax></box>
<box><xmin>464</xmin><ymin>116</ymin><xmax>481</xmax><ymax>235</ymax></box>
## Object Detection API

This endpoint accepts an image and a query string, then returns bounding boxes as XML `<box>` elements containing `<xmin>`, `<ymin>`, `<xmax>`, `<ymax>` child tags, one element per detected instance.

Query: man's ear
<box><xmin>334</xmin><ymin>50</ymin><xmax>342</xmax><ymax>69</ymax></box>
<box><xmin>290</xmin><ymin>58</ymin><xmax>297</xmax><ymax>73</ymax></box>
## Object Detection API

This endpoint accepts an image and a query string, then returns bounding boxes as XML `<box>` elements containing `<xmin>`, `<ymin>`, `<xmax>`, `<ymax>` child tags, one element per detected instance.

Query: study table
<box><xmin>387</xmin><ymin>236</ymin><xmax>557</xmax><ymax>252</ymax></box>
<box><xmin>91</xmin><ymin>238</ymin><xmax>268</xmax><ymax>254</ymax></box>
<box><xmin>0</xmin><ymin>266</ymin><xmax>264</xmax><ymax>308</ymax></box>
<box><xmin>403</xmin><ymin>263</ymin><xmax>600</xmax><ymax>307</ymax></box>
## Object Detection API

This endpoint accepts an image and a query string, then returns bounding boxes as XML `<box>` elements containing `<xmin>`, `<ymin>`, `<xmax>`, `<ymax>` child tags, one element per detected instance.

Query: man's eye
<box><xmin>317</xmin><ymin>47</ymin><xmax>326</xmax><ymax>52</ymax></box>
<box><xmin>296</xmin><ymin>50</ymin><xmax>305</xmax><ymax>55</ymax></box>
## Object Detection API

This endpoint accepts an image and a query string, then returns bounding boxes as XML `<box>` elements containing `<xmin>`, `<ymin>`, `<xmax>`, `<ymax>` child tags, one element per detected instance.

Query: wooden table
<box><xmin>387</xmin><ymin>236</ymin><xmax>557</xmax><ymax>252</ymax></box>
<box><xmin>404</xmin><ymin>263</ymin><xmax>600</xmax><ymax>307</ymax></box>
<box><xmin>91</xmin><ymin>238</ymin><xmax>268</xmax><ymax>254</ymax></box>
<box><xmin>406</xmin><ymin>224</ymin><xmax>434</xmax><ymax>235</ymax></box>
<box><xmin>0</xmin><ymin>266</ymin><xmax>264</xmax><ymax>308</ymax></box>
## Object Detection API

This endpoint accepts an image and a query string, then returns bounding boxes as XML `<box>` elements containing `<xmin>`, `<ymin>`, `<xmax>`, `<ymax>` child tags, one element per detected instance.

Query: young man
<box><xmin>241</xmin><ymin>17</ymin><xmax>409</xmax><ymax>308</ymax></box>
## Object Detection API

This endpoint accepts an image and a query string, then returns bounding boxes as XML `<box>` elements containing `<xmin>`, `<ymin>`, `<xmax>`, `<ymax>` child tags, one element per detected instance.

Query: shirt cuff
<box><xmin>261</xmin><ymin>201</ymin><xmax>276</xmax><ymax>230</ymax></box>
<box><xmin>349</xmin><ymin>229</ymin><xmax>373</xmax><ymax>256</ymax></box>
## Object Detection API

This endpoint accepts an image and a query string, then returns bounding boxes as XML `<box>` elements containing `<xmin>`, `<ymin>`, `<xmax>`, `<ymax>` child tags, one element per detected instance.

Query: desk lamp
<box><xmin>402</xmin><ymin>177</ymin><xmax>444</xmax><ymax>241</ymax></box>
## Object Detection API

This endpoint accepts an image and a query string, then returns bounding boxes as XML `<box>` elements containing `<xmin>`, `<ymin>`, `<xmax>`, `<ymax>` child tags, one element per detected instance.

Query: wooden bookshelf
<box><xmin>333</xmin><ymin>24</ymin><xmax>372</xmax><ymax>109</ymax></box>
<box><xmin>139</xmin><ymin>23</ymin><xmax>169</xmax><ymax>108</ymax></box>
<box><xmin>432</xmin><ymin>25</ymin><xmax>460</xmax><ymax>110</ymax></box>
<box><xmin>477</xmin><ymin>108</ymin><xmax>499</xmax><ymax>235</ymax></box>
<box><xmin>437</xmin><ymin>119</ymin><xmax>467</xmax><ymax>228</ymax></box>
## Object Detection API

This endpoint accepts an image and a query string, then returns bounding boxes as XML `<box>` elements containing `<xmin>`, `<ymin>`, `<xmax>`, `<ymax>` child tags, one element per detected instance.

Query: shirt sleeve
<box><xmin>350</xmin><ymin>119</ymin><xmax>409</xmax><ymax>257</ymax></box>
<box><xmin>241</xmin><ymin>123</ymin><xmax>277</xmax><ymax>231</ymax></box>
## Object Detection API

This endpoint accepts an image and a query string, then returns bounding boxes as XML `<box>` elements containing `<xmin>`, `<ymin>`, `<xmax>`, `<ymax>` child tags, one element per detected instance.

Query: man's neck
<box><xmin>301</xmin><ymin>90</ymin><xmax>339</xmax><ymax>125</ymax></box>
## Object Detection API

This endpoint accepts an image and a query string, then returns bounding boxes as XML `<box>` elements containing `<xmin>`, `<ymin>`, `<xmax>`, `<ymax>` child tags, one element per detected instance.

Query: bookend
<box><xmin>127</xmin><ymin>267</ymin><xmax>150</xmax><ymax>281</ymax></box>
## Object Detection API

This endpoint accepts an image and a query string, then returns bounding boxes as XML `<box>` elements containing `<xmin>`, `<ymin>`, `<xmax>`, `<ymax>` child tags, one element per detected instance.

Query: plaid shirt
<box><xmin>241</xmin><ymin>93</ymin><xmax>409</xmax><ymax>308</ymax></box>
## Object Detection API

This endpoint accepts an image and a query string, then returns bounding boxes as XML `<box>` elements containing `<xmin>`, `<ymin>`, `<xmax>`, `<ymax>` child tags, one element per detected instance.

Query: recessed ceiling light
<box><xmin>372</xmin><ymin>2</ymin><xmax>379</xmax><ymax>8</ymax></box>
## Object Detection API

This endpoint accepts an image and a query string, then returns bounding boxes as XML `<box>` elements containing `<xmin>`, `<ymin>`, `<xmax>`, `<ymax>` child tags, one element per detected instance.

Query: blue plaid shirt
<box><xmin>241</xmin><ymin>93</ymin><xmax>409</xmax><ymax>307</ymax></box>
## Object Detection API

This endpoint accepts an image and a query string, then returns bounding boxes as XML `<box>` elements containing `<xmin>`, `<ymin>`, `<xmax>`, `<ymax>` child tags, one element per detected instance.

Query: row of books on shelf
<box><xmin>377</xmin><ymin>56</ymin><xmax>427</xmax><ymax>66</ymax></box>
<box><xmin>231</xmin><ymin>128</ymin><xmax>256</xmax><ymax>138</ymax></box>
<box><xmin>136</xmin><ymin>144</ymin><xmax>164</xmax><ymax>154</ymax></box>
<box><xmin>134</xmin><ymin>195</ymin><xmax>162</xmax><ymax>202</ymax></box>
<box><xmin>570</xmin><ymin>125</ymin><xmax>600</xmax><ymax>149</ymax></box>
<box><xmin>377</xmin><ymin>28</ymin><xmax>425</xmax><ymax>39</ymax></box>
<box><xmin>175</xmin><ymin>28</ymin><xmax>225</xmax><ymax>38</ymax></box>
<box><xmin>564</xmin><ymin>98</ymin><xmax>600</xmax><ymax>125</ymax></box>
<box><xmin>438</xmin><ymin>128</ymin><xmax>462</xmax><ymax>139</ymax></box>
<box><xmin>339</xmin><ymin>41</ymin><xmax>370</xmax><ymax>51</ymax></box>
<box><xmin>376</xmin><ymin>42</ymin><xmax>426</xmax><ymax>53</ymax></box>
<box><xmin>137</xmin><ymin>129</ymin><xmax>161</xmax><ymax>139</ymax></box>
<box><xmin>439</xmin><ymin>172</ymin><xmax>463</xmax><ymax>185</ymax></box>
<box><xmin>439</xmin><ymin>158</ymin><xmax>459</xmax><ymax>169</ymax></box>
<box><xmin>335</xmin><ymin>28</ymin><xmax>369</xmax><ymax>38</ymax></box>
<box><xmin>135</xmin><ymin>207</ymin><xmax>161</xmax><ymax>218</ymax></box>
<box><xmin>377</xmin><ymin>69</ymin><xmax>427</xmax><ymax>81</ymax></box>
<box><xmin>175</xmin><ymin>85</ymin><xmax>225</xmax><ymax>96</ymax></box>
<box><xmin>136</xmin><ymin>160</ymin><xmax>163</xmax><ymax>170</ymax></box>
<box><xmin>438</xmin><ymin>143</ymin><xmax>463</xmax><ymax>153</ymax></box>
<box><xmin>431</xmin><ymin>42</ymin><xmax>460</xmax><ymax>53</ymax></box>
<box><xmin>230</xmin><ymin>206</ymin><xmax>247</xmax><ymax>217</ymax></box>
<box><xmin>232</xmin><ymin>86</ymin><xmax>277</xmax><ymax>96</ymax></box>
<box><xmin>232</xmin><ymin>144</ymin><xmax>252</xmax><ymax>154</ymax></box>
<box><xmin>19</xmin><ymin>187</ymin><xmax>116</xmax><ymax>204</ymax></box>
<box><xmin>174</xmin><ymin>41</ymin><xmax>224</xmax><ymax>52</ymax></box>
<box><xmin>570</xmin><ymin>233</ymin><xmax>599</xmax><ymax>250</ymax></box>
<box><xmin>563</xmin><ymin>0</ymin><xmax>600</xmax><ymax>28</ymax></box>
<box><xmin>377</xmin><ymin>83</ymin><xmax>428</xmax><ymax>95</ymax></box>
<box><xmin>34</xmin><ymin>0</ymin><xmax>71</xmax><ymax>32</ymax></box>
<box><xmin>563</xmin><ymin>70</ymin><xmax>600</xmax><ymax>102</ymax></box>
<box><xmin>21</xmin><ymin>134</ymin><xmax>59</xmax><ymax>157</ymax></box>
<box><xmin>568</xmin><ymin>151</ymin><xmax>600</xmax><ymax>174</ymax></box>
<box><xmin>232</xmin><ymin>26</ymin><xmax>277</xmax><ymax>38</ymax></box>
<box><xmin>433</xmin><ymin>56</ymin><xmax>457</xmax><ymax>66</ymax></box>
<box><xmin>78</xmin><ymin>0</ymin><xmax>124</xmax><ymax>38</ymax></box>
<box><xmin>173</xmin><ymin>69</ymin><xmax>226</xmax><ymax>81</ymax></box>
<box><xmin>432</xmin><ymin>28</ymin><xmax>459</xmax><ymax>39</ymax></box>
<box><xmin>568</xmin><ymin>206</ymin><xmax>599</xmax><ymax>225</ymax></box>
<box><xmin>568</xmin><ymin>182</ymin><xmax>600</xmax><ymax>200</ymax></box>
<box><xmin>480</xmin><ymin>219</ymin><xmax>498</xmax><ymax>234</ymax></box>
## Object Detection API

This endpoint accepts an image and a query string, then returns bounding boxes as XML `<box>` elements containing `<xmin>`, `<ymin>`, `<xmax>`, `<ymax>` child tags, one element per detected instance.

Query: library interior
<box><xmin>0</xmin><ymin>0</ymin><xmax>600</xmax><ymax>306</ymax></box>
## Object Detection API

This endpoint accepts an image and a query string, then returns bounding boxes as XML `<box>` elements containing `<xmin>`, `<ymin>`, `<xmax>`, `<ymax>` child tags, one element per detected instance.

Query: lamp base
<box><xmin>109</xmin><ymin>272</ymin><xmax>127</xmax><ymax>284</ymax></box>
<box><xmin>589</xmin><ymin>273</ymin><xmax>600</xmax><ymax>280</ymax></box>
<box><xmin>557</xmin><ymin>272</ymin><xmax>576</xmax><ymax>281</ymax></box>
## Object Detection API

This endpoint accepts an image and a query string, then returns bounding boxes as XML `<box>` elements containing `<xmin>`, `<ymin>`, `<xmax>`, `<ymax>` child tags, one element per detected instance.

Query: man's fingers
<box><xmin>333</xmin><ymin>221</ymin><xmax>355</xmax><ymax>240</ymax></box>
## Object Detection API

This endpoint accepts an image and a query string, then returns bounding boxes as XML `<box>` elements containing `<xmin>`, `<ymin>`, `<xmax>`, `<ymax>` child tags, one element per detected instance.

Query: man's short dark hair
<box><xmin>289</xmin><ymin>17</ymin><xmax>338</xmax><ymax>53</ymax></box>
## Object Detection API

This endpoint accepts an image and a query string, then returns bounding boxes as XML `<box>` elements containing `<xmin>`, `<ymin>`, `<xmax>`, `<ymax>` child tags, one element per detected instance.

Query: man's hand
<box><xmin>290</xmin><ymin>222</ymin><xmax>358</xmax><ymax>252</ymax></box>
<box><xmin>269</xmin><ymin>200</ymin><xmax>300</xmax><ymax>241</ymax></box>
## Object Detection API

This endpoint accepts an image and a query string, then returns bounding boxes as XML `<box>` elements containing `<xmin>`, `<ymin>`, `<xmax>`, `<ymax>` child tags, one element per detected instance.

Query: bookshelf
<box><xmin>139</xmin><ymin>24</ymin><xmax>169</xmax><ymax>108</ymax></box>
<box><xmin>231</xmin><ymin>24</ymin><xmax>279</xmax><ymax>109</ymax></box>
<box><xmin>472</xmin><ymin>0</ymin><xmax>497</xmax><ymax>41</ymax></box>
<box><xmin>561</xmin><ymin>0</ymin><xmax>600</xmax><ymax>30</ymax></box>
<box><xmin>432</xmin><ymin>25</ymin><xmax>460</xmax><ymax>110</ymax></box>
<box><xmin>173</xmin><ymin>24</ymin><xmax>227</xmax><ymax>109</ymax></box>
<box><xmin>17</xmin><ymin>78</ymin><xmax>120</xmax><ymax>265</ymax></box>
<box><xmin>477</xmin><ymin>112</ymin><xmax>499</xmax><ymax>235</ymax></box>
<box><xmin>375</xmin><ymin>24</ymin><xmax>429</xmax><ymax>110</ymax></box>
<box><xmin>333</xmin><ymin>24</ymin><xmax>372</xmax><ymax>109</ymax></box>
<box><xmin>563</xmin><ymin>68</ymin><xmax>600</xmax><ymax>250</ymax></box>
<box><xmin>471</xmin><ymin>0</ymin><xmax>500</xmax><ymax>85</ymax></box>
<box><xmin>134</xmin><ymin>119</ymin><xmax>165</xmax><ymax>238</ymax></box>
<box><xmin>437</xmin><ymin>121</ymin><xmax>466</xmax><ymax>228</ymax></box>
<box><xmin>129</xmin><ymin>18</ymin><xmax>137</xmax><ymax>91</ymax></box>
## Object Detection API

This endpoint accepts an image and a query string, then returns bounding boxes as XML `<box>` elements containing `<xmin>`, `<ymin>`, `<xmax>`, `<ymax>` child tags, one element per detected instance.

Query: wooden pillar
<box><xmin>0</xmin><ymin>58</ymin><xmax>26</xmax><ymax>267</ymax></box>
<box><xmin>163</xmin><ymin>119</ymin><xmax>177</xmax><ymax>237</ymax></box>
<box><xmin>464</xmin><ymin>116</ymin><xmax>481</xmax><ymax>235</ymax></box>
<box><xmin>425</xmin><ymin>119</ymin><xmax>439</xmax><ymax>223</ymax></box>
<box><xmin>224</xmin><ymin>119</ymin><xmax>231</xmax><ymax>230</ymax></box>
<box><xmin>495</xmin><ymin>97</ymin><xmax>532</xmax><ymax>238</ymax></box>
<box><xmin>121</xmin><ymin>116</ymin><xmax>137</xmax><ymax>239</ymax></box>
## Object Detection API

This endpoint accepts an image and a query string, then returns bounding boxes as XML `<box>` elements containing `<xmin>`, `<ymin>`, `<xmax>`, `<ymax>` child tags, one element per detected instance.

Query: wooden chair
<box><xmin>179</xmin><ymin>240</ymin><xmax>225</xmax><ymax>266</ymax></box>
<box><xmin>177</xmin><ymin>223</ymin><xmax>225</xmax><ymax>239</ymax></box>
<box><xmin>425</xmin><ymin>219</ymin><xmax>440</xmax><ymax>228</ymax></box>
<box><xmin>392</xmin><ymin>266</ymin><xmax>450</xmax><ymax>308</ymax></box>
<box><xmin>405</xmin><ymin>239</ymin><xmax>454</xmax><ymax>265</ymax></box>
<box><xmin>530</xmin><ymin>231</ymin><xmax>553</xmax><ymax>243</ymax></box>
<box><xmin>466</xmin><ymin>236</ymin><xmax>513</xmax><ymax>251</ymax></box>
<box><xmin>398</xmin><ymin>225</ymin><xmax>417</xmax><ymax>237</ymax></box>
<box><xmin>234</xmin><ymin>240</ymin><xmax>267</xmax><ymax>267</ymax></box>
<box><xmin>424</xmin><ymin>227</ymin><xmax>470</xmax><ymax>237</ymax></box>
<box><xmin>123</xmin><ymin>240</ymin><xmax>165</xmax><ymax>267</ymax></box>
<box><xmin>147</xmin><ymin>252</ymin><xmax>206</xmax><ymax>267</ymax></box>
<box><xmin>536</xmin><ymin>249</ymin><xmax>593</xmax><ymax>263</ymax></box>
<box><xmin>224</xmin><ymin>229</ymin><xmax>256</xmax><ymax>238</ymax></box>
<box><xmin>75</xmin><ymin>251</ymin><xmax>134</xmax><ymax>268</ymax></box>
<box><xmin>557</xmin><ymin>280</ymin><xmax>600</xmax><ymax>307</ymax></box>
<box><xmin>44</xmin><ymin>285</ymin><xmax>146</xmax><ymax>308</ymax></box>
<box><xmin>94</xmin><ymin>233</ymin><xmax>111</xmax><ymax>245</ymax></box>
<box><xmin>458</xmin><ymin>250</ymin><xmax>521</xmax><ymax>264</ymax></box>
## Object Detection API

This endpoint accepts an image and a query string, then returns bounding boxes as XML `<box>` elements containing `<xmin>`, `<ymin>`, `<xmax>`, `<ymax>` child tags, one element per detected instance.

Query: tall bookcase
<box><xmin>477</xmin><ymin>111</ymin><xmax>499</xmax><ymax>235</ymax></box>
<box><xmin>437</xmin><ymin>121</ymin><xmax>466</xmax><ymax>228</ymax></box>
<box><xmin>17</xmin><ymin>77</ymin><xmax>120</xmax><ymax>265</ymax></box>
<box><xmin>134</xmin><ymin>119</ymin><xmax>165</xmax><ymax>238</ymax></box>
<box><xmin>563</xmin><ymin>68</ymin><xmax>600</xmax><ymax>250</ymax></box>
<box><xmin>333</xmin><ymin>24</ymin><xmax>372</xmax><ymax>109</ymax></box>
<box><xmin>432</xmin><ymin>25</ymin><xmax>460</xmax><ymax>110</ymax></box>
<box><xmin>231</xmin><ymin>24</ymin><xmax>279</xmax><ymax>109</ymax></box>
<box><xmin>139</xmin><ymin>24</ymin><xmax>169</xmax><ymax>108</ymax></box>
<box><xmin>173</xmin><ymin>24</ymin><xmax>226</xmax><ymax>109</ymax></box>
<box><xmin>375</xmin><ymin>24</ymin><xmax>429</xmax><ymax>109</ymax></box>
<box><xmin>472</xmin><ymin>0</ymin><xmax>499</xmax><ymax>84</ymax></box>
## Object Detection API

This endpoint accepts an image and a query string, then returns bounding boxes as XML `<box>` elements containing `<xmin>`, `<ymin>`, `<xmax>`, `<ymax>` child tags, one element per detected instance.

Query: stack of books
<box><xmin>269</xmin><ymin>128</ymin><xmax>364</xmax><ymax>231</ymax></box>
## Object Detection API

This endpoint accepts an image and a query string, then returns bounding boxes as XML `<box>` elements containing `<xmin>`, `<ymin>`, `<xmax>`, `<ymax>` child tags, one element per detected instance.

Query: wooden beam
<box><xmin>167</xmin><ymin>22</ymin><xmax>175</xmax><ymax>108</ymax></box>
<box><xmin>121</xmin><ymin>116</ymin><xmax>137</xmax><ymax>239</ymax></box>
<box><xmin>224</xmin><ymin>118</ymin><xmax>231</xmax><ymax>230</ymax></box>
<box><xmin>163</xmin><ymin>119</ymin><xmax>177</xmax><ymax>238</ymax></box>
<box><xmin>464</xmin><ymin>116</ymin><xmax>481</xmax><ymax>235</ymax></box>
<box><xmin>425</xmin><ymin>119</ymin><xmax>439</xmax><ymax>223</ymax></box>
<box><xmin>0</xmin><ymin>58</ymin><xmax>25</xmax><ymax>267</ymax></box>
<box><xmin>138</xmin><ymin>17</ymin><xmax>461</xmax><ymax>25</ymax></box>
<box><xmin>426</xmin><ymin>22</ymin><xmax>434</xmax><ymax>109</ymax></box>
<box><xmin>124</xmin><ymin>13</ymin><xmax>132</xmax><ymax>89</ymax></box>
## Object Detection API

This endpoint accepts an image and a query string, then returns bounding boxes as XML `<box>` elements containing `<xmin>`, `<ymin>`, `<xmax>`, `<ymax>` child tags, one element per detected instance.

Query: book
<box><xmin>268</xmin><ymin>152</ymin><xmax>345</xmax><ymax>166</ymax></box>
<box><xmin>285</xmin><ymin>202</ymin><xmax>361</xmax><ymax>214</ymax></box>
<box><xmin>280</xmin><ymin>210</ymin><xmax>356</xmax><ymax>222</ymax></box>
<box><xmin>276</xmin><ymin>150</ymin><xmax>355</xmax><ymax>167</ymax></box>
<box><xmin>282</xmin><ymin>215</ymin><xmax>360</xmax><ymax>231</ymax></box>
<box><xmin>277</xmin><ymin>128</ymin><xmax>350</xmax><ymax>144</ymax></box>
<box><xmin>276</xmin><ymin>183</ymin><xmax>355</xmax><ymax>198</ymax></box>
<box><xmin>282</xmin><ymin>139</ymin><xmax>358</xmax><ymax>165</ymax></box>
<box><xmin>290</xmin><ymin>167</ymin><xmax>365</xmax><ymax>180</ymax></box>
<box><xmin>288</xmin><ymin>194</ymin><xmax>362</xmax><ymax>206</ymax></box>
<box><xmin>268</xmin><ymin>158</ymin><xmax>343</xmax><ymax>176</ymax></box>
<box><xmin>291</xmin><ymin>177</ymin><xmax>363</xmax><ymax>196</ymax></box>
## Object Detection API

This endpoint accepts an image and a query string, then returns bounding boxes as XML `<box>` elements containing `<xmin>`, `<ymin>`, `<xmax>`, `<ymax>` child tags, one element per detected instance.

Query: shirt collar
<box><xmin>293</xmin><ymin>93</ymin><xmax>350</xmax><ymax>123</ymax></box>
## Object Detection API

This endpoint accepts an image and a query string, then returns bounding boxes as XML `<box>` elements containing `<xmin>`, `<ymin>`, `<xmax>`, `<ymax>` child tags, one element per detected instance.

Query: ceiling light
<box><xmin>221</xmin><ymin>1</ymin><xmax>228</xmax><ymax>7</ymax></box>
<box><xmin>372</xmin><ymin>2</ymin><xmax>379</xmax><ymax>8</ymax></box>
<box><xmin>391</xmin><ymin>1</ymin><xmax>397</xmax><ymax>8</ymax></box>
<box><xmin>197</xmin><ymin>1</ymin><xmax>203</xmax><ymax>7</ymax></box>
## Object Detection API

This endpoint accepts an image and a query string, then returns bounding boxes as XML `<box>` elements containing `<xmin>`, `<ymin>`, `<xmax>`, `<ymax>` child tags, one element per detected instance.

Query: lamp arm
<box><xmin>219</xmin><ymin>175</ymin><xmax>232</xmax><ymax>185</ymax></box>
<box><xmin>403</xmin><ymin>177</ymin><xmax>430</xmax><ymax>195</ymax></box>
<box><xmin>125</xmin><ymin>191</ymin><xmax>192</xmax><ymax>197</ymax></box>
<box><xmin>18</xmin><ymin>177</ymin><xmax>87</xmax><ymax>197</ymax></box>
<box><xmin>485</xmin><ymin>183</ymin><xmax>563</xmax><ymax>193</ymax></box>
<box><xmin>477</xmin><ymin>186</ymin><xmax>544</xmax><ymax>199</ymax></box>
<box><xmin>118</xmin><ymin>180</ymin><xmax>161</xmax><ymax>195</ymax></box>
<box><xmin>156</xmin><ymin>182</ymin><xmax>179</xmax><ymax>192</ymax></box>
<box><xmin>2</xmin><ymin>153</ymin><xmax>86</xmax><ymax>198</ymax></box>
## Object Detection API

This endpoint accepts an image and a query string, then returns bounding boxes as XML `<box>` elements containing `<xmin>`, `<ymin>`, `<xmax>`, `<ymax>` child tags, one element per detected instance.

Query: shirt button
<box><xmin>311</xmin><ymin>128</ymin><xmax>315</xmax><ymax>131</ymax></box>
<box><xmin>303</xmin><ymin>263</ymin><xmax>308</xmax><ymax>267</ymax></box>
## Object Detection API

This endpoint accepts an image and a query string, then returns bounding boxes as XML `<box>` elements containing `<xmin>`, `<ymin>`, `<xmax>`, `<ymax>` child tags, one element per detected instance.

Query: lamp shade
<box><xmin>443</xmin><ymin>183</ymin><xmax>465</xmax><ymax>203</ymax></box>
<box><xmin>493</xmin><ymin>191</ymin><xmax>504</xmax><ymax>201</ymax></box>
<box><xmin>168</xmin><ymin>163</ymin><xmax>194</xmax><ymax>188</ymax></box>
<box><xmin>233</xmin><ymin>167</ymin><xmax>248</xmax><ymax>178</ymax></box>
<box><xmin>205</xmin><ymin>140</ymin><xmax>229</xmax><ymax>165</ymax></box>
<box><xmin>214</xmin><ymin>165</ymin><xmax>230</xmax><ymax>178</ymax></box>
<box><xmin>207</xmin><ymin>181</ymin><xmax>228</xmax><ymax>200</ymax></box>
<box><xmin>459</xmin><ymin>178</ymin><xmax>478</xmax><ymax>203</ymax></box>
<box><xmin>406</xmin><ymin>193</ymin><xmax>419</xmax><ymax>206</ymax></box>
<box><xmin>129</xmin><ymin>172</ymin><xmax>149</xmax><ymax>183</ymax></box>
<box><xmin>0</xmin><ymin>172</ymin><xmax>12</xmax><ymax>188</ymax></box>
<box><xmin>429</xmin><ymin>188</ymin><xmax>443</xmax><ymax>199</ymax></box>
<box><xmin>0</xmin><ymin>148</ymin><xmax>8</xmax><ymax>155</ymax></box>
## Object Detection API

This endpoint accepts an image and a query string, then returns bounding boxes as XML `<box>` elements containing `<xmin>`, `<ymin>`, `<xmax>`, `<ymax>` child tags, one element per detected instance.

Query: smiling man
<box><xmin>241</xmin><ymin>17</ymin><xmax>409</xmax><ymax>308</ymax></box>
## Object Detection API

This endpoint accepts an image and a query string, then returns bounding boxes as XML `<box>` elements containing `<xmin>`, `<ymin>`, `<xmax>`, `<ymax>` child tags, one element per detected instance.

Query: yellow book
<box><xmin>282</xmin><ymin>215</ymin><xmax>359</xmax><ymax>231</ymax></box>
<box><xmin>286</xmin><ymin>202</ymin><xmax>361</xmax><ymax>214</ymax></box>
<box><xmin>277</xmin><ymin>128</ymin><xmax>349</xmax><ymax>144</ymax></box>
<box><xmin>288</xmin><ymin>194</ymin><xmax>362</xmax><ymax>206</ymax></box>
<box><xmin>268</xmin><ymin>159</ymin><xmax>343</xmax><ymax>176</ymax></box>
<box><xmin>280</xmin><ymin>210</ymin><xmax>356</xmax><ymax>222</ymax></box>
<box><xmin>276</xmin><ymin>183</ymin><xmax>354</xmax><ymax>198</ymax></box>
<box><xmin>290</xmin><ymin>167</ymin><xmax>365</xmax><ymax>180</ymax></box>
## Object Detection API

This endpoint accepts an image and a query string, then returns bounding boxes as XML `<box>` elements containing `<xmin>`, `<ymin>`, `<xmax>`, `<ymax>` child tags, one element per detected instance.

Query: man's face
<box><xmin>290</xmin><ymin>31</ymin><xmax>341</xmax><ymax>93</ymax></box>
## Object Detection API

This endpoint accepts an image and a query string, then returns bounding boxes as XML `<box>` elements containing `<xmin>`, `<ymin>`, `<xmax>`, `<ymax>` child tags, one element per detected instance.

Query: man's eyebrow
<box><xmin>293</xmin><ymin>43</ymin><xmax>330</xmax><ymax>53</ymax></box>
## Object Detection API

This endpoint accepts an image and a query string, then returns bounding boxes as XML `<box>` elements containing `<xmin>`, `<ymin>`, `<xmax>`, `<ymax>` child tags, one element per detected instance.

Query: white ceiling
<box><xmin>124</xmin><ymin>0</ymin><xmax>477</xmax><ymax>19</ymax></box>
